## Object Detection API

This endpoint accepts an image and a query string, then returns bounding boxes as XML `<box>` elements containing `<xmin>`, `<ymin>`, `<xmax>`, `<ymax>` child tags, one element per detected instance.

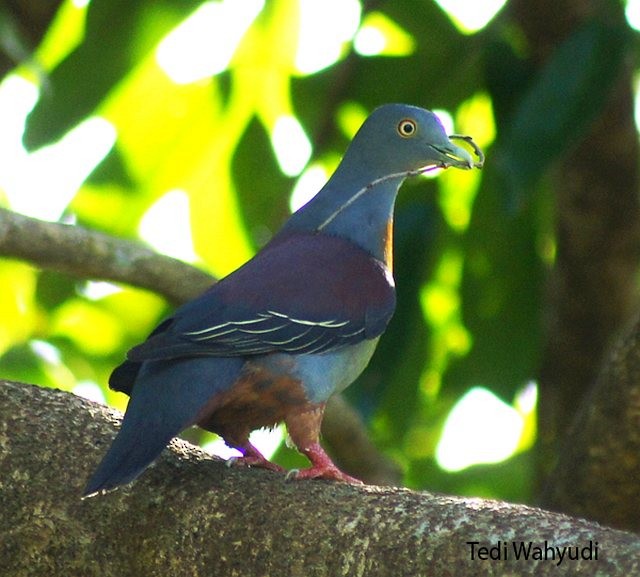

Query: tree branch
<box><xmin>0</xmin><ymin>207</ymin><xmax>401</xmax><ymax>485</ymax></box>
<box><xmin>0</xmin><ymin>208</ymin><xmax>214</xmax><ymax>305</ymax></box>
<box><xmin>1</xmin><ymin>381</ymin><xmax>639</xmax><ymax>577</ymax></box>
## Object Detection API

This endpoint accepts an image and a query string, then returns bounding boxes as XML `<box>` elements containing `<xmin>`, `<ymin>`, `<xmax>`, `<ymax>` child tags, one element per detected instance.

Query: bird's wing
<box><xmin>127</xmin><ymin>232</ymin><xmax>396</xmax><ymax>362</ymax></box>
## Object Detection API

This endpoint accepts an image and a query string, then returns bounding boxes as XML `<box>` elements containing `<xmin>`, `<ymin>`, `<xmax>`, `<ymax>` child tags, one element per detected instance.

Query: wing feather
<box><xmin>127</xmin><ymin>232</ymin><xmax>395</xmax><ymax>362</ymax></box>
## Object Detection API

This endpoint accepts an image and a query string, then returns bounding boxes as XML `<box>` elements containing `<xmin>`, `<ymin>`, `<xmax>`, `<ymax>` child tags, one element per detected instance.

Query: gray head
<box><xmin>339</xmin><ymin>103</ymin><xmax>478</xmax><ymax>180</ymax></box>
<box><xmin>282</xmin><ymin>103</ymin><xmax>482</xmax><ymax>259</ymax></box>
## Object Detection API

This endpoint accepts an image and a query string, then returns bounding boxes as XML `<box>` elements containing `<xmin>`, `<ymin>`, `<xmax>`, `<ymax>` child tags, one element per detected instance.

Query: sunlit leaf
<box><xmin>71</xmin><ymin>182</ymin><xmax>142</xmax><ymax>237</ymax></box>
<box><xmin>420</xmin><ymin>249</ymin><xmax>471</xmax><ymax>382</ymax></box>
<box><xmin>101</xmin><ymin>56</ymin><xmax>254</xmax><ymax>275</ymax></box>
<box><xmin>0</xmin><ymin>262</ymin><xmax>39</xmax><ymax>355</ymax></box>
<box><xmin>24</xmin><ymin>0</ymin><xmax>201</xmax><ymax>148</ymax></box>
<box><xmin>354</xmin><ymin>11</ymin><xmax>415</xmax><ymax>57</ymax></box>
<box><xmin>35</xmin><ymin>0</ymin><xmax>87</xmax><ymax>73</ymax></box>
<box><xmin>51</xmin><ymin>298</ymin><xmax>125</xmax><ymax>356</ymax></box>
<box><xmin>95</xmin><ymin>286</ymin><xmax>167</xmax><ymax>342</ymax></box>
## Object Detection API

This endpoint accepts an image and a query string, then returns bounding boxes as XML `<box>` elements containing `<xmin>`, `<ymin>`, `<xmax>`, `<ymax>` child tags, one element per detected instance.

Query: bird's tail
<box><xmin>83</xmin><ymin>356</ymin><xmax>243</xmax><ymax>497</ymax></box>
<box><xmin>83</xmin><ymin>414</ymin><xmax>176</xmax><ymax>497</ymax></box>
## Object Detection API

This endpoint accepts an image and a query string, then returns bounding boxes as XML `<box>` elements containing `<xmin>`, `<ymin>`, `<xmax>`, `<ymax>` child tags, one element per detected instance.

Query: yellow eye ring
<box><xmin>397</xmin><ymin>118</ymin><xmax>417</xmax><ymax>138</ymax></box>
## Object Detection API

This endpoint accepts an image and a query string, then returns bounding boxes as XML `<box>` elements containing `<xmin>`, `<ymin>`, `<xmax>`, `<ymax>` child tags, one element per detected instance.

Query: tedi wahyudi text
<box><xmin>466</xmin><ymin>540</ymin><xmax>598</xmax><ymax>567</ymax></box>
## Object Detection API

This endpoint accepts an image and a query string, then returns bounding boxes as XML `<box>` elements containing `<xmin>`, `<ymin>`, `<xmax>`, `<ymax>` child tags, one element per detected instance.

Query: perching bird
<box><xmin>84</xmin><ymin>103</ymin><xmax>483</xmax><ymax>496</ymax></box>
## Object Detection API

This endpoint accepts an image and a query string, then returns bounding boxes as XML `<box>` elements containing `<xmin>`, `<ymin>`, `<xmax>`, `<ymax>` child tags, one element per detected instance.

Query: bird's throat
<box><xmin>284</xmin><ymin>172</ymin><xmax>403</xmax><ymax>264</ymax></box>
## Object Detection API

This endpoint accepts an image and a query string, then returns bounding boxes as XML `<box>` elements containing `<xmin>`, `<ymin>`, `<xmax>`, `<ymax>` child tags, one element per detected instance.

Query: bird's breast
<box><xmin>383</xmin><ymin>217</ymin><xmax>393</xmax><ymax>272</ymax></box>
<box><xmin>280</xmin><ymin>338</ymin><xmax>381</xmax><ymax>403</ymax></box>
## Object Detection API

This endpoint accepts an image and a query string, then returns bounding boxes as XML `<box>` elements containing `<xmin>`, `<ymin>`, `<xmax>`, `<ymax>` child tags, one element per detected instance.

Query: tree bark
<box><xmin>2</xmin><ymin>380</ymin><xmax>640</xmax><ymax>577</ymax></box>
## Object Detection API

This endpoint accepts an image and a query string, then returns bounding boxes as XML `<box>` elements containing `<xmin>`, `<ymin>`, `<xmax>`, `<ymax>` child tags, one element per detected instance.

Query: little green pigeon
<box><xmin>84</xmin><ymin>103</ymin><xmax>483</xmax><ymax>496</ymax></box>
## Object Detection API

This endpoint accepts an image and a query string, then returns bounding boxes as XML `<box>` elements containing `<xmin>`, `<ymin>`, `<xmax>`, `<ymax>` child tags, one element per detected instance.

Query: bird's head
<box><xmin>343</xmin><ymin>103</ymin><xmax>483</xmax><ymax>179</ymax></box>
<box><xmin>282</xmin><ymin>103</ymin><xmax>483</xmax><ymax>254</ymax></box>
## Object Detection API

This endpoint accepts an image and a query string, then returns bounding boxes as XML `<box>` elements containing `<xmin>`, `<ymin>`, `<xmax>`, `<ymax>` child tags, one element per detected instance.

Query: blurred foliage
<box><xmin>0</xmin><ymin>0</ymin><xmax>636</xmax><ymax>503</ymax></box>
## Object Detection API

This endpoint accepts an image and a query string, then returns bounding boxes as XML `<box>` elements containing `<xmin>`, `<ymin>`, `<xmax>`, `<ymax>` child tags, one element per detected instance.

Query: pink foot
<box><xmin>226</xmin><ymin>443</ymin><xmax>285</xmax><ymax>473</ymax></box>
<box><xmin>292</xmin><ymin>443</ymin><xmax>363</xmax><ymax>484</ymax></box>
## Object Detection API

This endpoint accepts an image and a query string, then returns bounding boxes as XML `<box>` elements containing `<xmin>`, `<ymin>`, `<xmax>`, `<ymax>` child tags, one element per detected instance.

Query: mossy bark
<box><xmin>2</xmin><ymin>381</ymin><xmax>640</xmax><ymax>577</ymax></box>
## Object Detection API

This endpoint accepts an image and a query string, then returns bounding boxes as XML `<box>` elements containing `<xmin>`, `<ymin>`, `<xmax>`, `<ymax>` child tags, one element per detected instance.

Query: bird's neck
<box><xmin>283</xmin><ymin>169</ymin><xmax>403</xmax><ymax>269</ymax></box>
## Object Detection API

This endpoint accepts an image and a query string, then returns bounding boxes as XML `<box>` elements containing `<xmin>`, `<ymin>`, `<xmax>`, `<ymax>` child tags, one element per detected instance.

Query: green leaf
<box><xmin>407</xmin><ymin>451</ymin><xmax>535</xmax><ymax>501</ymax></box>
<box><xmin>484</xmin><ymin>38</ymin><xmax>534</xmax><ymax>128</ymax></box>
<box><xmin>501</xmin><ymin>19</ymin><xmax>629</xmax><ymax>194</ymax></box>
<box><xmin>36</xmin><ymin>270</ymin><xmax>77</xmax><ymax>309</ymax></box>
<box><xmin>232</xmin><ymin>116</ymin><xmax>293</xmax><ymax>246</ymax></box>
<box><xmin>350</xmin><ymin>2</ymin><xmax>480</xmax><ymax>110</ymax></box>
<box><xmin>447</xmin><ymin>167</ymin><xmax>545</xmax><ymax>400</ymax></box>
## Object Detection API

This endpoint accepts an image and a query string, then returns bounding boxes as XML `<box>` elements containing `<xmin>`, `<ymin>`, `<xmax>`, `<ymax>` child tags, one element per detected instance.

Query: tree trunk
<box><xmin>510</xmin><ymin>0</ymin><xmax>640</xmax><ymax>483</ymax></box>
<box><xmin>2</xmin><ymin>380</ymin><xmax>640</xmax><ymax>577</ymax></box>
<box><xmin>541</xmin><ymin>314</ymin><xmax>640</xmax><ymax>532</ymax></box>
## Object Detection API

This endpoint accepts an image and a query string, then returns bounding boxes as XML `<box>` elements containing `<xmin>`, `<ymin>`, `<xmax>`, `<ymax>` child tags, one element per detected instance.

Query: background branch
<box><xmin>2</xmin><ymin>380</ymin><xmax>639</xmax><ymax>577</ymax></box>
<box><xmin>0</xmin><ymin>207</ymin><xmax>214</xmax><ymax>306</ymax></box>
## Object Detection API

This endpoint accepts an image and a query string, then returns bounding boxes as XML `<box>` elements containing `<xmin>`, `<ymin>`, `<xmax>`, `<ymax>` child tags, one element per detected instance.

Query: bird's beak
<box><xmin>429</xmin><ymin>135</ymin><xmax>484</xmax><ymax>170</ymax></box>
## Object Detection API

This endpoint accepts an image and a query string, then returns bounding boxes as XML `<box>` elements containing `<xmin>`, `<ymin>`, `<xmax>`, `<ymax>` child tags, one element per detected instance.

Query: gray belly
<box><xmin>261</xmin><ymin>338</ymin><xmax>380</xmax><ymax>404</ymax></box>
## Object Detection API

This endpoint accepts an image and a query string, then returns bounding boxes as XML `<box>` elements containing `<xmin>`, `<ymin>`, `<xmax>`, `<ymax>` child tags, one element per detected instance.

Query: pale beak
<box><xmin>430</xmin><ymin>135</ymin><xmax>484</xmax><ymax>170</ymax></box>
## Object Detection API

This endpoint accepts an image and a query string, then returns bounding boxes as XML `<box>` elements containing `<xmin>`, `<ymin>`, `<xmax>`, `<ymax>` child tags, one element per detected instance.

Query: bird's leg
<box><xmin>225</xmin><ymin>439</ymin><xmax>285</xmax><ymax>473</ymax></box>
<box><xmin>285</xmin><ymin>404</ymin><xmax>363</xmax><ymax>484</ymax></box>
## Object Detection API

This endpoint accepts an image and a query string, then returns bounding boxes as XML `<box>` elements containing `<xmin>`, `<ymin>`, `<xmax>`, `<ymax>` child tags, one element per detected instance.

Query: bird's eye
<box><xmin>397</xmin><ymin>119</ymin><xmax>417</xmax><ymax>138</ymax></box>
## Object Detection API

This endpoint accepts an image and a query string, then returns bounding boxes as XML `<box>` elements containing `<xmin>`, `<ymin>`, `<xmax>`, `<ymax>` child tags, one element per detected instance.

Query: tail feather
<box><xmin>83</xmin><ymin>422</ymin><xmax>173</xmax><ymax>497</ymax></box>
<box><xmin>84</xmin><ymin>356</ymin><xmax>244</xmax><ymax>497</ymax></box>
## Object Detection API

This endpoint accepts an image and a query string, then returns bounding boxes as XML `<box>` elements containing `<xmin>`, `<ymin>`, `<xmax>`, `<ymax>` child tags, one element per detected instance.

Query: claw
<box><xmin>225</xmin><ymin>443</ymin><xmax>285</xmax><ymax>473</ymax></box>
<box><xmin>285</xmin><ymin>468</ymin><xmax>300</xmax><ymax>481</ymax></box>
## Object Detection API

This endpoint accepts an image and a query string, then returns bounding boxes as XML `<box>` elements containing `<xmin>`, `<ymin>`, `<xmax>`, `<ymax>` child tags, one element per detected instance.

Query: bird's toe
<box><xmin>291</xmin><ymin>464</ymin><xmax>363</xmax><ymax>484</ymax></box>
